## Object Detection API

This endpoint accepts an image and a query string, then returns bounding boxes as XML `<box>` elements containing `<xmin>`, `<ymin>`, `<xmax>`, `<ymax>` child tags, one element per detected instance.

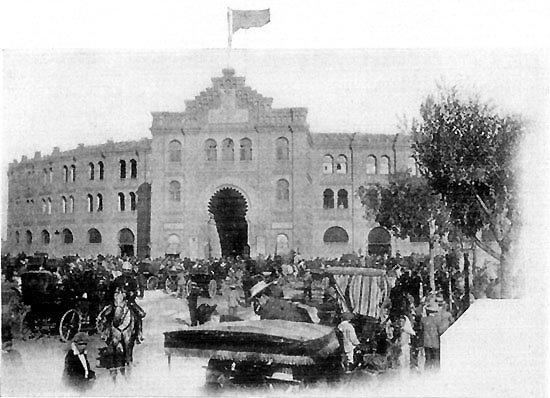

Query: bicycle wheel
<box><xmin>165</xmin><ymin>277</ymin><xmax>178</xmax><ymax>294</ymax></box>
<box><xmin>59</xmin><ymin>309</ymin><xmax>81</xmax><ymax>342</ymax></box>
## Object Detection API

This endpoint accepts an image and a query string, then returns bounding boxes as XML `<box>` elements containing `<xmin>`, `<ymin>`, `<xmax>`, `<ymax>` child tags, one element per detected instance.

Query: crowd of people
<box><xmin>1</xmin><ymin>249</ymin><xmax>482</xmax><ymax>389</ymax></box>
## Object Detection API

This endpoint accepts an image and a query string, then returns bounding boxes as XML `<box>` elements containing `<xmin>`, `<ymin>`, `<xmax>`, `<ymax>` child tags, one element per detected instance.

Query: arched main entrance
<box><xmin>367</xmin><ymin>227</ymin><xmax>391</xmax><ymax>256</ymax></box>
<box><xmin>208</xmin><ymin>187</ymin><xmax>248</xmax><ymax>258</ymax></box>
<box><xmin>119</xmin><ymin>228</ymin><xmax>135</xmax><ymax>257</ymax></box>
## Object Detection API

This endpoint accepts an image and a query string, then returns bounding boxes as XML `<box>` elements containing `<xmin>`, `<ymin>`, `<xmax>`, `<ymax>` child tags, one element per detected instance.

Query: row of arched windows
<box><xmin>323</xmin><ymin>189</ymin><xmax>349</xmax><ymax>209</ymax></box>
<box><xmin>88</xmin><ymin>162</ymin><xmax>105</xmax><ymax>180</ymax></box>
<box><xmin>323</xmin><ymin>154</ymin><xmax>394</xmax><ymax>175</ymax></box>
<box><xmin>14</xmin><ymin>228</ymin><xmax>102</xmax><ymax>245</ymax></box>
<box><xmin>185</xmin><ymin>137</ymin><xmax>291</xmax><ymax>162</ymax></box>
<box><xmin>37</xmin><ymin>193</ymin><xmax>129</xmax><ymax>214</ymax></box>
<box><xmin>62</xmin><ymin>165</ymin><xmax>76</xmax><ymax>182</ymax></box>
<box><xmin>119</xmin><ymin>159</ymin><xmax>138</xmax><ymax>179</ymax></box>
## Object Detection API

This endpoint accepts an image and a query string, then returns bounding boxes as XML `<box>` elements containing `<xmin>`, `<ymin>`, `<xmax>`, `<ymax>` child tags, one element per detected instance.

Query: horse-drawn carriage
<box><xmin>186</xmin><ymin>266</ymin><xmax>218</xmax><ymax>299</ymax></box>
<box><xmin>164</xmin><ymin>267</ymin><xmax>390</xmax><ymax>389</ymax></box>
<box><xmin>18</xmin><ymin>269</ymin><xmax>105</xmax><ymax>342</ymax></box>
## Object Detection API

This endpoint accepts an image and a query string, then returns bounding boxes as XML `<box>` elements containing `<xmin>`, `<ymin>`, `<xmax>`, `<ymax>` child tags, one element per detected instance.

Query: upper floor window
<box><xmin>276</xmin><ymin>137</ymin><xmax>290</xmax><ymax>161</ymax></box>
<box><xmin>70</xmin><ymin>165</ymin><xmax>76</xmax><ymax>182</ymax></box>
<box><xmin>63</xmin><ymin>165</ymin><xmax>69</xmax><ymax>182</ymax></box>
<box><xmin>222</xmin><ymin>138</ymin><xmax>234</xmax><ymax>161</ymax></box>
<box><xmin>276</xmin><ymin>179</ymin><xmax>290</xmax><ymax>202</ymax></box>
<box><xmin>240</xmin><ymin>138</ymin><xmax>252</xmax><ymax>161</ymax></box>
<box><xmin>97</xmin><ymin>194</ymin><xmax>103</xmax><ymax>212</ymax></box>
<box><xmin>205</xmin><ymin>139</ymin><xmax>217</xmax><ymax>161</ymax></box>
<box><xmin>61</xmin><ymin>196</ymin><xmax>67</xmax><ymax>213</ymax></box>
<box><xmin>98</xmin><ymin>161</ymin><xmax>104</xmax><ymax>180</ymax></box>
<box><xmin>118</xmin><ymin>193</ymin><xmax>125</xmax><ymax>212</ymax></box>
<box><xmin>87</xmin><ymin>194</ymin><xmax>94</xmax><ymax>212</ymax></box>
<box><xmin>323</xmin><ymin>189</ymin><xmax>334</xmax><ymax>209</ymax></box>
<box><xmin>43</xmin><ymin>169</ymin><xmax>48</xmax><ymax>184</ymax></box>
<box><xmin>47</xmin><ymin>198</ymin><xmax>52</xmax><ymax>215</ymax></box>
<box><xmin>89</xmin><ymin>163</ymin><xmax>95</xmax><ymax>180</ymax></box>
<box><xmin>323</xmin><ymin>226</ymin><xmax>349</xmax><ymax>243</ymax></box>
<box><xmin>41</xmin><ymin>230</ymin><xmax>50</xmax><ymax>245</ymax></box>
<box><xmin>63</xmin><ymin>228</ymin><xmax>73</xmax><ymax>244</ymax></box>
<box><xmin>48</xmin><ymin>167</ymin><xmax>53</xmax><ymax>183</ymax></box>
<box><xmin>169</xmin><ymin>181</ymin><xmax>181</xmax><ymax>202</ymax></box>
<box><xmin>26</xmin><ymin>230</ymin><xmax>33</xmax><ymax>245</ymax></box>
<box><xmin>323</xmin><ymin>155</ymin><xmax>334</xmax><ymax>174</ymax></box>
<box><xmin>129</xmin><ymin>192</ymin><xmax>137</xmax><ymax>211</ymax></box>
<box><xmin>15</xmin><ymin>231</ymin><xmax>20</xmax><ymax>244</ymax></box>
<box><xmin>42</xmin><ymin>199</ymin><xmax>47</xmax><ymax>214</ymax></box>
<box><xmin>337</xmin><ymin>189</ymin><xmax>349</xmax><ymax>209</ymax></box>
<box><xmin>380</xmin><ymin>155</ymin><xmax>391</xmax><ymax>175</ymax></box>
<box><xmin>130</xmin><ymin>159</ymin><xmax>138</xmax><ymax>179</ymax></box>
<box><xmin>68</xmin><ymin>196</ymin><xmax>74</xmax><ymax>213</ymax></box>
<box><xmin>336</xmin><ymin>155</ymin><xmax>348</xmax><ymax>174</ymax></box>
<box><xmin>366</xmin><ymin>155</ymin><xmax>377</xmax><ymax>174</ymax></box>
<box><xmin>169</xmin><ymin>140</ymin><xmax>182</xmax><ymax>162</ymax></box>
<box><xmin>120</xmin><ymin>160</ymin><xmax>126</xmax><ymax>179</ymax></box>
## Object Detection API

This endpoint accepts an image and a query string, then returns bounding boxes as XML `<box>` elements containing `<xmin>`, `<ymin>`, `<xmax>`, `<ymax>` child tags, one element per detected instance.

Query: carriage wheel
<box><xmin>208</xmin><ymin>279</ymin><xmax>217</xmax><ymax>298</ymax></box>
<box><xmin>165</xmin><ymin>277</ymin><xmax>178</xmax><ymax>294</ymax></box>
<box><xmin>20</xmin><ymin>311</ymin><xmax>39</xmax><ymax>341</ymax></box>
<box><xmin>147</xmin><ymin>276</ymin><xmax>159</xmax><ymax>290</ymax></box>
<box><xmin>59</xmin><ymin>309</ymin><xmax>82</xmax><ymax>342</ymax></box>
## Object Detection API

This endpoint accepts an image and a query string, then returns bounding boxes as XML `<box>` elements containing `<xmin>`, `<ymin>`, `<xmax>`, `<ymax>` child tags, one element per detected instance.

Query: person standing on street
<box><xmin>422</xmin><ymin>303</ymin><xmax>443</xmax><ymax>370</ymax></box>
<box><xmin>338</xmin><ymin>312</ymin><xmax>360</xmax><ymax>373</ymax></box>
<box><xmin>187</xmin><ymin>281</ymin><xmax>201</xmax><ymax>326</ymax></box>
<box><xmin>303</xmin><ymin>269</ymin><xmax>313</xmax><ymax>302</ymax></box>
<box><xmin>227</xmin><ymin>285</ymin><xmax>241</xmax><ymax>316</ymax></box>
<box><xmin>62</xmin><ymin>332</ymin><xmax>95</xmax><ymax>390</ymax></box>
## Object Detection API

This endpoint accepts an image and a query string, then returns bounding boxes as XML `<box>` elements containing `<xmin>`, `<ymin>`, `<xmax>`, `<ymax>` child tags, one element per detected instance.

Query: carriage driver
<box><xmin>110</xmin><ymin>261</ymin><xmax>146</xmax><ymax>343</ymax></box>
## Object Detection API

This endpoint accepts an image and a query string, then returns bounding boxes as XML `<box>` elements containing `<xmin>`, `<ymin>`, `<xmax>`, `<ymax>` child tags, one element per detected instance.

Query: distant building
<box><xmin>4</xmin><ymin>68</ymin><xmax>423</xmax><ymax>260</ymax></box>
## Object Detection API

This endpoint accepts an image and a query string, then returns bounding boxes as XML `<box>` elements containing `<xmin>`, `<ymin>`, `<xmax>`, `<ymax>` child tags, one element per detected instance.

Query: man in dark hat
<box><xmin>62</xmin><ymin>332</ymin><xmax>95</xmax><ymax>390</ymax></box>
<box><xmin>187</xmin><ymin>281</ymin><xmax>201</xmax><ymax>326</ymax></box>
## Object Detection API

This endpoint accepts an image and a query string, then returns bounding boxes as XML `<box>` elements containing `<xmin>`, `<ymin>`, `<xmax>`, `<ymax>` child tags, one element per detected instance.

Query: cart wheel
<box><xmin>165</xmin><ymin>277</ymin><xmax>178</xmax><ymax>294</ymax></box>
<box><xmin>208</xmin><ymin>279</ymin><xmax>217</xmax><ymax>298</ymax></box>
<box><xmin>147</xmin><ymin>276</ymin><xmax>159</xmax><ymax>290</ymax></box>
<box><xmin>59</xmin><ymin>309</ymin><xmax>81</xmax><ymax>342</ymax></box>
<box><xmin>20</xmin><ymin>311</ymin><xmax>39</xmax><ymax>341</ymax></box>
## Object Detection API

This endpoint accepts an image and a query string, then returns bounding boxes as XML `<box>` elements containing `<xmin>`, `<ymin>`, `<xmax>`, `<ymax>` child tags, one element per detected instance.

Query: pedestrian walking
<box><xmin>303</xmin><ymin>269</ymin><xmax>313</xmax><ymax>301</ymax></box>
<box><xmin>422</xmin><ymin>303</ymin><xmax>443</xmax><ymax>370</ymax></box>
<box><xmin>338</xmin><ymin>312</ymin><xmax>360</xmax><ymax>372</ymax></box>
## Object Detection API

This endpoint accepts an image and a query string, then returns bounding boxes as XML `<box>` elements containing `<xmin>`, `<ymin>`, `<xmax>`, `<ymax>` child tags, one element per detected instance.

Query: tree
<box><xmin>358</xmin><ymin>173</ymin><xmax>452</xmax><ymax>292</ymax></box>
<box><xmin>412</xmin><ymin>87</ymin><xmax>524</xmax><ymax>298</ymax></box>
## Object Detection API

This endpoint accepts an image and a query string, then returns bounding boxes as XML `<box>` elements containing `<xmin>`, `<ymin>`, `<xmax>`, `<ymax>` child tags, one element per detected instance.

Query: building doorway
<box><xmin>119</xmin><ymin>228</ymin><xmax>135</xmax><ymax>257</ymax></box>
<box><xmin>208</xmin><ymin>187</ymin><xmax>248</xmax><ymax>258</ymax></box>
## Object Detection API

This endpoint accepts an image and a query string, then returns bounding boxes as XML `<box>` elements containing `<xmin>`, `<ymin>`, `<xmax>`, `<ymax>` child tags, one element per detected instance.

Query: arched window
<box><xmin>276</xmin><ymin>137</ymin><xmax>289</xmax><ymax>161</ymax></box>
<box><xmin>240</xmin><ymin>138</ymin><xmax>252</xmax><ymax>161</ymax></box>
<box><xmin>323</xmin><ymin>189</ymin><xmax>334</xmax><ymax>209</ymax></box>
<box><xmin>130</xmin><ymin>159</ymin><xmax>138</xmax><ymax>179</ymax></box>
<box><xmin>47</xmin><ymin>198</ymin><xmax>52</xmax><ymax>214</ymax></box>
<box><xmin>323</xmin><ymin>155</ymin><xmax>334</xmax><ymax>174</ymax></box>
<box><xmin>323</xmin><ymin>226</ymin><xmax>349</xmax><ymax>243</ymax></box>
<box><xmin>380</xmin><ymin>156</ymin><xmax>390</xmax><ymax>175</ymax></box>
<box><xmin>98</xmin><ymin>161</ymin><xmax>104</xmax><ymax>180</ymax></box>
<box><xmin>26</xmin><ymin>230</ymin><xmax>33</xmax><ymax>245</ymax></box>
<box><xmin>87</xmin><ymin>194</ymin><xmax>94</xmax><ymax>212</ymax></box>
<box><xmin>222</xmin><ymin>138</ymin><xmax>234</xmax><ymax>161</ymax></box>
<box><xmin>408</xmin><ymin>157</ymin><xmax>418</xmax><ymax>176</ymax></box>
<box><xmin>166</xmin><ymin>234</ymin><xmax>181</xmax><ymax>255</ymax></box>
<box><xmin>368</xmin><ymin>227</ymin><xmax>391</xmax><ymax>256</ymax></box>
<box><xmin>337</xmin><ymin>189</ymin><xmax>348</xmax><ymax>209</ymax></box>
<box><xmin>118</xmin><ymin>192</ymin><xmax>125</xmax><ymax>212</ymax></box>
<box><xmin>15</xmin><ymin>231</ymin><xmax>20</xmax><ymax>244</ymax></box>
<box><xmin>129</xmin><ymin>192</ymin><xmax>137</xmax><ymax>211</ymax></box>
<box><xmin>366</xmin><ymin>155</ymin><xmax>377</xmax><ymax>174</ymax></box>
<box><xmin>120</xmin><ymin>160</ymin><xmax>126</xmax><ymax>179</ymax></box>
<box><xmin>88</xmin><ymin>228</ymin><xmax>102</xmax><ymax>244</ymax></box>
<box><xmin>89</xmin><ymin>163</ymin><xmax>95</xmax><ymax>180</ymax></box>
<box><xmin>205</xmin><ymin>139</ymin><xmax>217</xmax><ymax>161</ymax></box>
<box><xmin>70</xmin><ymin>165</ymin><xmax>76</xmax><ymax>182</ymax></box>
<box><xmin>336</xmin><ymin>155</ymin><xmax>348</xmax><ymax>174</ymax></box>
<box><xmin>63</xmin><ymin>165</ymin><xmax>69</xmax><ymax>182</ymax></box>
<box><xmin>42</xmin><ymin>199</ymin><xmax>47</xmax><ymax>214</ymax></box>
<box><xmin>63</xmin><ymin>228</ymin><xmax>73</xmax><ymax>244</ymax></box>
<box><xmin>48</xmin><ymin>167</ymin><xmax>53</xmax><ymax>183</ymax></box>
<box><xmin>169</xmin><ymin>140</ymin><xmax>182</xmax><ymax>162</ymax></box>
<box><xmin>169</xmin><ymin>181</ymin><xmax>181</xmax><ymax>201</ymax></box>
<box><xmin>68</xmin><ymin>196</ymin><xmax>74</xmax><ymax>213</ymax></box>
<box><xmin>41</xmin><ymin>230</ymin><xmax>50</xmax><ymax>245</ymax></box>
<box><xmin>276</xmin><ymin>179</ymin><xmax>290</xmax><ymax>201</ymax></box>
<box><xmin>97</xmin><ymin>194</ymin><xmax>103</xmax><ymax>212</ymax></box>
<box><xmin>43</xmin><ymin>169</ymin><xmax>48</xmax><ymax>184</ymax></box>
<box><xmin>61</xmin><ymin>196</ymin><xmax>67</xmax><ymax>213</ymax></box>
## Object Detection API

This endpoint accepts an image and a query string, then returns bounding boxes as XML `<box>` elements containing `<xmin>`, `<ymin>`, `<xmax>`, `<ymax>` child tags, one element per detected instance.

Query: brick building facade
<box><xmin>5</xmin><ymin>69</ymin><xmax>422</xmax><ymax>260</ymax></box>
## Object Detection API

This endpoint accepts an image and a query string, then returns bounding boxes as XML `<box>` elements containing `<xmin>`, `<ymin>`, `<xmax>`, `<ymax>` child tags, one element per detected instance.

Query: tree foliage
<box><xmin>412</xmin><ymin>87</ymin><xmax>525</xmax><ymax>297</ymax></box>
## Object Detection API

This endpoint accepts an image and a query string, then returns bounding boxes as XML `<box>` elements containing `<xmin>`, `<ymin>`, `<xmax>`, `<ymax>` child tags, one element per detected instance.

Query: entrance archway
<box><xmin>367</xmin><ymin>227</ymin><xmax>391</xmax><ymax>256</ymax></box>
<box><xmin>119</xmin><ymin>228</ymin><xmax>135</xmax><ymax>257</ymax></box>
<box><xmin>208</xmin><ymin>187</ymin><xmax>248</xmax><ymax>258</ymax></box>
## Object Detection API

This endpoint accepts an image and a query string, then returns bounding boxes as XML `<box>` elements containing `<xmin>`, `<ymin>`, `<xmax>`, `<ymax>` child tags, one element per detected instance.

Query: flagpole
<box><xmin>227</xmin><ymin>7</ymin><xmax>232</xmax><ymax>68</ymax></box>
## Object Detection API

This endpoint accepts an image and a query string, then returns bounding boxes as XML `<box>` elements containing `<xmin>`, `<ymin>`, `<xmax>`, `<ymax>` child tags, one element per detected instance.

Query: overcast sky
<box><xmin>1</xmin><ymin>1</ymin><xmax>549</xmax><ymax>242</ymax></box>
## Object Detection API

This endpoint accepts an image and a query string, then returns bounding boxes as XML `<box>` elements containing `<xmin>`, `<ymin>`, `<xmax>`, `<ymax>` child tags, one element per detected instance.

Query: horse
<box><xmin>96</xmin><ymin>287</ymin><xmax>137</xmax><ymax>380</ymax></box>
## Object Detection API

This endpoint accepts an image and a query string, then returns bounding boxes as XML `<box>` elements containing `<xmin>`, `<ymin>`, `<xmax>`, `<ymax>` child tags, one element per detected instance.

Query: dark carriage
<box><xmin>18</xmin><ymin>270</ymin><xmax>105</xmax><ymax>342</ymax></box>
<box><xmin>186</xmin><ymin>266</ymin><xmax>218</xmax><ymax>299</ymax></box>
<box><xmin>164</xmin><ymin>320</ymin><xmax>343</xmax><ymax>388</ymax></box>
